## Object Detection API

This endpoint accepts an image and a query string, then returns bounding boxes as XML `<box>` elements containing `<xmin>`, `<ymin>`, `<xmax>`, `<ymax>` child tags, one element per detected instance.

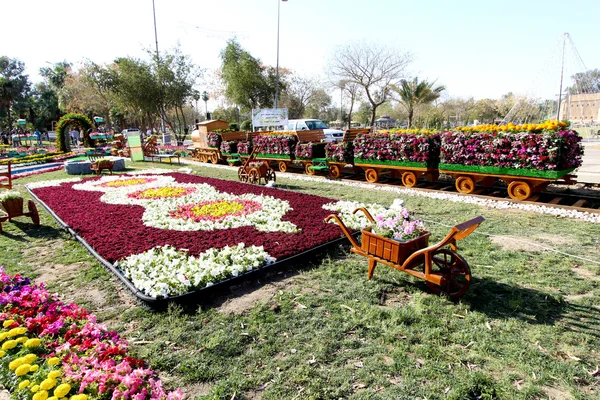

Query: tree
<box><xmin>39</xmin><ymin>61</ymin><xmax>71</xmax><ymax>112</ymax></box>
<box><xmin>220</xmin><ymin>38</ymin><xmax>278</xmax><ymax>111</ymax></box>
<box><xmin>201</xmin><ymin>91</ymin><xmax>209</xmax><ymax>119</ymax></box>
<box><xmin>304</xmin><ymin>89</ymin><xmax>332</xmax><ymax>120</ymax></box>
<box><xmin>329</xmin><ymin>41</ymin><xmax>410</xmax><ymax>127</ymax></box>
<box><xmin>0</xmin><ymin>57</ymin><xmax>31</xmax><ymax>132</ymax></box>
<box><xmin>279</xmin><ymin>74</ymin><xmax>320</xmax><ymax>118</ymax></box>
<box><xmin>472</xmin><ymin>98</ymin><xmax>499</xmax><ymax>124</ymax></box>
<box><xmin>568</xmin><ymin>69</ymin><xmax>600</xmax><ymax>94</ymax></box>
<box><xmin>393</xmin><ymin>77</ymin><xmax>445</xmax><ymax>128</ymax></box>
<box><xmin>339</xmin><ymin>80</ymin><xmax>361</xmax><ymax>129</ymax></box>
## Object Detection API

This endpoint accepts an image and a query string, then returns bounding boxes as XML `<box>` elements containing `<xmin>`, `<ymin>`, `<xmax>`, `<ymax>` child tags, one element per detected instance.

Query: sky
<box><xmin>3</xmin><ymin>0</ymin><xmax>600</xmax><ymax>106</ymax></box>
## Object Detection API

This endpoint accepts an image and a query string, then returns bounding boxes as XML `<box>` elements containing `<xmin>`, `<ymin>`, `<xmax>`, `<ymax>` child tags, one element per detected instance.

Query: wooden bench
<box><xmin>342</xmin><ymin>128</ymin><xmax>371</xmax><ymax>142</ymax></box>
<box><xmin>0</xmin><ymin>161</ymin><xmax>12</xmax><ymax>190</ymax></box>
<box><xmin>143</xmin><ymin>137</ymin><xmax>181</xmax><ymax>164</ymax></box>
<box><xmin>296</xmin><ymin>130</ymin><xmax>326</xmax><ymax>143</ymax></box>
<box><xmin>221</xmin><ymin>132</ymin><xmax>248</xmax><ymax>141</ymax></box>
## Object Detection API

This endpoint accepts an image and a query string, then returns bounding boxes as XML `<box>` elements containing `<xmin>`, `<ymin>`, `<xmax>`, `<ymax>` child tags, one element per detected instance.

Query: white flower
<box><xmin>26</xmin><ymin>177</ymin><xmax>82</xmax><ymax>189</ymax></box>
<box><xmin>115</xmin><ymin>244</ymin><xmax>276</xmax><ymax>298</ymax></box>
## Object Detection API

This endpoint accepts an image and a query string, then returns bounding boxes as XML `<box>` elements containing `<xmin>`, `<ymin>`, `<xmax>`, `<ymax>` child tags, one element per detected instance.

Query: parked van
<box><xmin>286</xmin><ymin>119</ymin><xmax>344</xmax><ymax>142</ymax></box>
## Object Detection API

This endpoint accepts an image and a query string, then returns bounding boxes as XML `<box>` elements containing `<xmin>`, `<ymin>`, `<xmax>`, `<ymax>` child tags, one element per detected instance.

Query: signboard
<box><xmin>93</xmin><ymin>116</ymin><xmax>104</xmax><ymax>123</ymax></box>
<box><xmin>252</xmin><ymin>108</ymin><xmax>288</xmax><ymax>129</ymax></box>
<box><xmin>17</xmin><ymin>119</ymin><xmax>26</xmax><ymax>126</ymax></box>
<box><xmin>126</xmin><ymin>131</ymin><xmax>144</xmax><ymax>162</ymax></box>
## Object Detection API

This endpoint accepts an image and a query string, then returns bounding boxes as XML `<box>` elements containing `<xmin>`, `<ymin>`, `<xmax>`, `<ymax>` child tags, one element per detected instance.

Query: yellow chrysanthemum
<box><xmin>30</xmin><ymin>364</ymin><xmax>39</xmax><ymax>372</ymax></box>
<box><xmin>33</xmin><ymin>390</ymin><xmax>49</xmax><ymax>400</ymax></box>
<box><xmin>70</xmin><ymin>395</ymin><xmax>88</xmax><ymax>400</ymax></box>
<box><xmin>9</xmin><ymin>357</ymin><xmax>24</xmax><ymax>370</ymax></box>
<box><xmin>31</xmin><ymin>385</ymin><xmax>40</xmax><ymax>392</ymax></box>
<box><xmin>24</xmin><ymin>338</ymin><xmax>42</xmax><ymax>348</ymax></box>
<box><xmin>40</xmin><ymin>378</ymin><xmax>57</xmax><ymax>390</ymax></box>
<box><xmin>23</xmin><ymin>353</ymin><xmax>37</xmax><ymax>364</ymax></box>
<box><xmin>16</xmin><ymin>336</ymin><xmax>29</xmax><ymax>344</ymax></box>
<box><xmin>48</xmin><ymin>370</ymin><xmax>61</xmax><ymax>379</ymax></box>
<box><xmin>47</xmin><ymin>357</ymin><xmax>60</xmax><ymax>366</ymax></box>
<box><xmin>0</xmin><ymin>350</ymin><xmax>6</xmax><ymax>357</ymax></box>
<box><xmin>8</xmin><ymin>327</ymin><xmax>27</xmax><ymax>337</ymax></box>
<box><xmin>19</xmin><ymin>380</ymin><xmax>31</xmax><ymax>389</ymax></box>
<box><xmin>48</xmin><ymin>397</ymin><xmax>58</xmax><ymax>400</ymax></box>
<box><xmin>0</xmin><ymin>332</ymin><xmax>8</xmax><ymax>341</ymax></box>
<box><xmin>53</xmin><ymin>383</ymin><xmax>71</xmax><ymax>398</ymax></box>
<box><xmin>15</xmin><ymin>363</ymin><xmax>31</xmax><ymax>376</ymax></box>
<box><xmin>2</xmin><ymin>319</ymin><xmax>15</xmax><ymax>328</ymax></box>
<box><xmin>2</xmin><ymin>339</ymin><xmax>18</xmax><ymax>350</ymax></box>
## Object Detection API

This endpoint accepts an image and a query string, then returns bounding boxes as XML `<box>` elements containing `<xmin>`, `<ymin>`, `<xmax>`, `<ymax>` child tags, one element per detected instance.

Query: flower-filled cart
<box><xmin>327</xmin><ymin>207</ymin><xmax>484</xmax><ymax>297</ymax></box>
<box><xmin>439</xmin><ymin>123</ymin><xmax>582</xmax><ymax>201</ymax></box>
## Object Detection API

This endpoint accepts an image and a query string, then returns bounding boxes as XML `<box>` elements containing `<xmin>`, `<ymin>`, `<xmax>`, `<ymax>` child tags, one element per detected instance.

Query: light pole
<box><xmin>274</xmin><ymin>0</ymin><xmax>287</xmax><ymax>109</ymax></box>
<box><xmin>152</xmin><ymin>0</ymin><xmax>166</xmax><ymax>133</ymax></box>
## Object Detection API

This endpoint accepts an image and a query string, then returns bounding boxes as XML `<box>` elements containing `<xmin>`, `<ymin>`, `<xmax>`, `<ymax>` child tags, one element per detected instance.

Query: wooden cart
<box><xmin>348</xmin><ymin>162</ymin><xmax>439</xmax><ymax>187</ymax></box>
<box><xmin>237</xmin><ymin>145</ymin><xmax>276</xmax><ymax>185</ymax></box>
<box><xmin>326</xmin><ymin>208</ymin><xmax>484</xmax><ymax>297</ymax></box>
<box><xmin>440</xmin><ymin>168</ymin><xmax>577</xmax><ymax>201</ymax></box>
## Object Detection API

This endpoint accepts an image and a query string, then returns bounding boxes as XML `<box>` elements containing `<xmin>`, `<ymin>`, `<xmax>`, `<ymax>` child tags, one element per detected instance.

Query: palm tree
<box><xmin>394</xmin><ymin>78</ymin><xmax>445</xmax><ymax>128</ymax></box>
<box><xmin>201</xmin><ymin>91</ymin><xmax>209</xmax><ymax>119</ymax></box>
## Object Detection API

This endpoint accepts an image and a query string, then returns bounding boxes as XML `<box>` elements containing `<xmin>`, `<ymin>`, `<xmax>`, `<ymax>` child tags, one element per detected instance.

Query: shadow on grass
<box><xmin>463</xmin><ymin>277</ymin><xmax>600</xmax><ymax>336</ymax></box>
<box><xmin>10</xmin><ymin>220</ymin><xmax>66</xmax><ymax>240</ymax></box>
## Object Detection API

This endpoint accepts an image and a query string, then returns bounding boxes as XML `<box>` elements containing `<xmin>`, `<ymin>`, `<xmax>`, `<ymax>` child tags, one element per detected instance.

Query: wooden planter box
<box><xmin>361</xmin><ymin>227</ymin><xmax>430</xmax><ymax>265</ymax></box>
<box><xmin>1</xmin><ymin>198</ymin><xmax>24</xmax><ymax>218</ymax></box>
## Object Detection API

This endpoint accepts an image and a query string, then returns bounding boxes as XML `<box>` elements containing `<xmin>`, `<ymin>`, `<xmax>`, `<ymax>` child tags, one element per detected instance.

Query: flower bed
<box><xmin>27</xmin><ymin>172</ymin><xmax>348</xmax><ymax>300</ymax></box>
<box><xmin>294</xmin><ymin>143</ymin><xmax>325</xmax><ymax>160</ymax></box>
<box><xmin>352</xmin><ymin>133</ymin><xmax>440</xmax><ymax>167</ymax></box>
<box><xmin>0</xmin><ymin>268</ymin><xmax>182</xmax><ymax>399</ymax></box>
<box><xmin>439</xmin><ymin>130</ymin><xmax>583</xmax><ymax>171</ymax></box>
<box><xmin>254</xmin><ymin>135</ymin><xmax>297</xmax><ymax>157</ymax></box>
<box><xmin>219</xmin><ymin>141</ymin><xmax>237</xmax><ymax>155</ymax></box>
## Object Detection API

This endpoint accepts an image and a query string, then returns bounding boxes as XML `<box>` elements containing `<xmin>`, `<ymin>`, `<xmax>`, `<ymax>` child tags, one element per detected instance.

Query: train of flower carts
<box><xmin>188</xmin><ymin>120</ymin><xmax>583</xmax><ymax>201</ymax></box>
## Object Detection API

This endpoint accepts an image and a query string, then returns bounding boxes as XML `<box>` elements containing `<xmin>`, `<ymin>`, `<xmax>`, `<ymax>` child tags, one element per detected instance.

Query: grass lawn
<box><xmin>1</xmin><ymin>162</ymin><xmax>599</xmax><ymax>399</ymax></box>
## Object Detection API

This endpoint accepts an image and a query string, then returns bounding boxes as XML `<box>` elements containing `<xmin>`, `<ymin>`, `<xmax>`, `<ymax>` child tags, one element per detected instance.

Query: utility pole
<box><xmin>557</xmin><ymin>33</ymin><xmax>567</xmax><ymax>121</ymax></box>
<box><xmin>152</xmin><ymin>0</ymin><xmax>166</xmax><ymax>133</ymax></box>
<box><xmin>274</xmin><ymin>0</ymin><xmax>288</xmax><ymax>108</ymax></box>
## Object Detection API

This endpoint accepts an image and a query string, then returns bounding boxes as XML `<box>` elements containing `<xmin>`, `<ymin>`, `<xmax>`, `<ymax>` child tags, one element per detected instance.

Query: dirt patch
<box><xmin>541</xmin><ymin>385</ymin><xmax>573</xmax><ymax>399</ymax></box>
<box><xmin>572</xmin><ymin>266</ymin><xmax>600</xmax><ymax>281</ymax></box>
<box><xmin>245</xmin><ymin>389</ymin><xmax>264</xmax><ymax>399</ymax></box>
<box><xmin>33</xmin><ymin>262</ymin><xmax>84</xmax><ymax>286</ymax></box>
<box><xmin>217</xmin><ymin>284</ymin><xmax>280</xmax><ymax>314</ymax></box>
<box><xmin>179</xmin><ymin>382</ymin><xmax>212</xmax><ymax>399</ymax></box>
<box><xmin>534</xmin><ymin>234</ymin><xmax>577</xmax><ymax>246</ymax></box>
<box><xmin>490</xmin><ymin>236</ymin><xmax>540</xmax><ymax>252</ymax></box>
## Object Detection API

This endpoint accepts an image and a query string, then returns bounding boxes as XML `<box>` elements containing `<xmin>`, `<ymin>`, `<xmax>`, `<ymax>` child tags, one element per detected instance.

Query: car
<box><xmin>285</xmin><ymin>119</ymin><xmax>345</xmax><ymax>143</ymax></box>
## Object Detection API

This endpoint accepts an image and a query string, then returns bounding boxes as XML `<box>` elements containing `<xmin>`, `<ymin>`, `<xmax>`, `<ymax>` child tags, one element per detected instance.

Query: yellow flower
<box><xmin>40</xmin><ymin>378</ymin><xmax>57</xmax><ymax>390</ymax></box>
<box><xmin>70</xmin><ymin>396</ymin><xmax>88</xmax><ymax>400</ymax></box>
<box><xmin>33</xmin><ymin>390</ymin><xmax>49</xmax><ymax>400</ymax></box>
<box><xmin>0</xmin><ymin>332</ymin><xmax>8</xmax><ymax>341</ymax></box>
<box><xmin>15</xmin><ymin>363</ymin><xmax>32</xmax><ymax>376</ymax></box>
<box><xmin>48</xmin><ymin>370</ymin><xmax>61</xmax><ymax>379</ymax></box>
<box><xmin>0</xmin><ymin>350</ymin><xmax>6</xmax><ymax>357</ymax></box>
<box><xmin>30</xmin><ymin>364</ymin><xmax>39</xmax><ymax>372</ymax></box>
<box><xmin>47</xmin><ymin>357</ymin><xmax>60</xmax><ymax>366</ymax></box>
<box><xmin>8</xmin><ymin>327</ymin><xmax>27</xmax><ymax>337</ymax></box>
<box><xmin>25</xmin><ymin>338</ymin><xmax>42</xmax><ymax>348</ymax></box>
<box><xmin>23</xmin><ymin>353</ymin><xmax>37</xmax><ymax>364</ymax></box>
<box><xmin>19</xmin><ymin>380</ymin><xmax>31</xmax><ymax>389</ymax></box>
<box><xmin>31</xmin><ymin>385</ymin><xmax>40</xmax><ymax>392</ymax></box>
<box><xmin>2</xmin><ymin>319</ymin><xmax>15</xmax><ymax>328</ymax></box>
<box><xmin>53</xmin><ymin>383</ymin><xmax>71</xmax><ymax>398</ymax></box>
<box><xmin>48</xmin><ymin>397</ymin><xmax>58</xmax><ymax>400</ymax></box>
<box><xmin>9</xmin><ymin>357</ymin><xmax>24</xmax><ymax>370</ymax></box>
<box><xmin>16</xmin><ymin>336</ymin><xmax>29</xmax><ymax>344</ymax></box>
<box><xmin>2</xmin><ymin>339</ymin><xmax>18</xmax><ymax>350</ymax></box>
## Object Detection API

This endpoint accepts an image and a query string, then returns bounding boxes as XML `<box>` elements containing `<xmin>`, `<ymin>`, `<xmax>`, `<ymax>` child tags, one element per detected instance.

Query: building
<box><xmin>560</xmin><ymin>93</ymin><xmax>600</xmax><ymax>123</ymax></box>
<box><xmin>374</xmin><ymin>115</ymin><xmax>397</xmax><ymax>129</ymax></box>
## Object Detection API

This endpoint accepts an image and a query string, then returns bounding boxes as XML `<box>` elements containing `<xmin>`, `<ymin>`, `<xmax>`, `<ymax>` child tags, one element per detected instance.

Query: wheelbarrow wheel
<box><xmin>238</xmin><ymin>167</ymin><xmax>248</xmax><ymax>182</ymax></box>
<box><xmin>248</xmin><ymin>168</ymin><xmax>260</xmax><ymax>184</ymax></box>
<box><xmin>426</xmin><ymin>248</ymin><xmax>471</xmax><ymax>297</ymax></box>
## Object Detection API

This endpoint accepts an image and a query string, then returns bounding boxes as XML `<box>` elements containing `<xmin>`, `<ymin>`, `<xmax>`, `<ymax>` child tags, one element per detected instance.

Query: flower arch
<box><xmin>55</xmin><ymin>113</ymin><xmax>94</xmax><ymax>152</ymax></box>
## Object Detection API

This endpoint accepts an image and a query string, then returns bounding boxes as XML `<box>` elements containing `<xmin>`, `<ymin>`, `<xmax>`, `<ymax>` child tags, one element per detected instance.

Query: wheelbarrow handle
<box><xmin>325</xmin><ymin>214</ymin><xmax>361</xmax><ymax>249</ymax></box>
<box><xmin>352</xmin><ymin>207</ymin><xmax>376</xmax><ymax>223</ymax></box>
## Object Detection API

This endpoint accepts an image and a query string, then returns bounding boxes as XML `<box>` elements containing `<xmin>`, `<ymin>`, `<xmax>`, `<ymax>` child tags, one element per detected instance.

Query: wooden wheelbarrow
<box><xmin>326</xmin><ymin>208</ymin><xmax>484</xmax><ymax>297</ymax></box>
